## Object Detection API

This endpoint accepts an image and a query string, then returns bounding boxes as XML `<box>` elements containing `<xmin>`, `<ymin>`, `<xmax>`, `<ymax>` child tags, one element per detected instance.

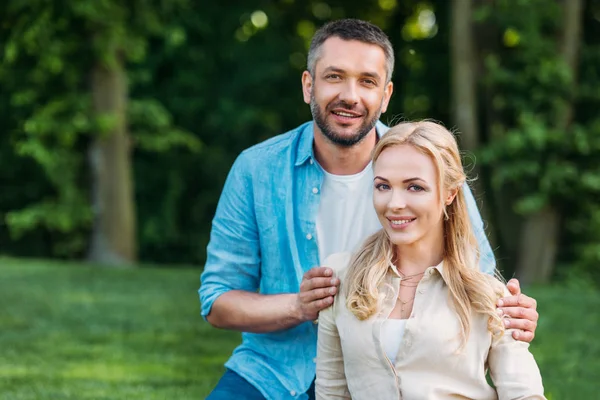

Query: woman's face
<box><xmin>373</xmin><ymin>144</ymin><xmax>451</xmax><ymax>249</ymax></box>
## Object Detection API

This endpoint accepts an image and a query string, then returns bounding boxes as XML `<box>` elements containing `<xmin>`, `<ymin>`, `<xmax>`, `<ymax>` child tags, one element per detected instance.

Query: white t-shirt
<box><xmin>316</xmin><ymin>162</ymin><xmax>382</xmax><ymax>263</ymax></box>
<box><xmin>382</xmin><ymin>319</ymin><xmax>407</xmax><ymax>363</ymax></box>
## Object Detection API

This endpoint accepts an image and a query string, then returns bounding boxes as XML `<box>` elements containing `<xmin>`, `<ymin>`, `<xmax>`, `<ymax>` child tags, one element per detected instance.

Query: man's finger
<box><xmin>308</xmin><ymin>296</ymin><xmax>334</xmax><ymax>312</ymax></box>
<box><xmin>497</xmin><ymin>293</ymin><xmax>535</xmax><ymax>308</ymax></box>
<box><xmin>511</xmin><ymin>329</ymin><xmax>534</xmax><ymax>343</ymax></box>
<box><xmin>506</xmin><ymin>278</ymin><xmax>521</xmax><ymax>296</ymax></box>
<box><xmin>301</xmin><ymin>276</ymin><xmax>339</xmax><ymax>292</ymax></box>
<box><xmin>303</xmin><ymin>266</ymin><xmax>333</xmax><ymax>281</ymax></box>
<box><xmin>302</xmin><ymin>286</ymin><xmax>338</xmax><ymax>302</ymax></box>
<box><xmin>498</xmin><ymin>306</ymin><xmax>539</xmax><ymax>323</ymax></box>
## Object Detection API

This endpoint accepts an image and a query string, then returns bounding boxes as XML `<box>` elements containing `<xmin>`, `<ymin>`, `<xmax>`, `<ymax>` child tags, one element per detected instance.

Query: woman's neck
<box><xmin>394</xmin><ymin>232</ymin><xmax>444</xmax><ymax>276</ymax></box>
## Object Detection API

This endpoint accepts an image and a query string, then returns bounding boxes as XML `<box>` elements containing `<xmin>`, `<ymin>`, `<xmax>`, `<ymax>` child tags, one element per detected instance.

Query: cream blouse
<box><xmin>316</xmin><ymin>252</ymin><xmax>546</xmax><ymax>400</ymax></box>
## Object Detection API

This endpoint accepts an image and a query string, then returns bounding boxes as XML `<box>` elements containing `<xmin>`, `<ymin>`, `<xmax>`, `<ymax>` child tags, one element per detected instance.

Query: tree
<box><xmin>450</xmin><ymin>0</ymin><xmax>497</xmax><ymax>251</ymax></box>
<box><xmin>0</xmin><ymin>0</ymin><xmax>197</xmax><ymax>266</ymax></box>
<box><xmin>514</xmin><ymin>0</ymin><xmax>584</xmax><ymax>283</ymax></box>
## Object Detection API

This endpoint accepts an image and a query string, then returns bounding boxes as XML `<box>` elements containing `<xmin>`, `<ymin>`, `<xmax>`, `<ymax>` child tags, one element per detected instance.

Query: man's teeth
<box><xmin>391</xmin><ymin>219</ymin><xmax>413</xmax><ymax>225</ymax></box>
<box><xmin>334</xmin><ymin>111</ymin><xmax>357</xmax><ymax>117</ymax></box>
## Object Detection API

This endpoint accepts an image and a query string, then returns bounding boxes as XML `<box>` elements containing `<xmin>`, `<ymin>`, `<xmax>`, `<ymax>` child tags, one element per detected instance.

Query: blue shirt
<box><xmin>199</xmin><ymin>121</ymin><xmax>496</xmax><ymax>400</ymax></box>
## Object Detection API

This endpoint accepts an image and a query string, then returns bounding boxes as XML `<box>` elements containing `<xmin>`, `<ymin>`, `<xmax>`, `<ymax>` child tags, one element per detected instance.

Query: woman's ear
<box><xmin>445</xmin><ymin>187</ymin><xmax>459</xmax><ymax>206</ymax></box>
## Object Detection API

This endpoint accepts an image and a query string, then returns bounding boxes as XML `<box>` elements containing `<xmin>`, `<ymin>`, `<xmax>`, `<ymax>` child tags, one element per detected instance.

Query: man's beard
<box><xmin>310</xmin><ymin>92</ymin><xmax>382</xmax><ymax>147</ymax></box>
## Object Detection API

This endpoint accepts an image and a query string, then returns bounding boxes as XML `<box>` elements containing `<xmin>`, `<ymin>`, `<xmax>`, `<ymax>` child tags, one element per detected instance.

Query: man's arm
<box><xmin>463</xmin><ymin>182</ymin><xmax>496</xmax><ymax>274</ymax></box>
<box><xmin>463</xmin><ymin>183</ymin><xmax>539</xmax><ymax>343</ymax></box>
<box><xmin>199</xmin><ymin>154</ymin><xmax>338</xmax><ymax>333</ymax></box>
<box><xmin>208</xmin><ymin>267</ymin><xmax>339</xmax><ymax>333</ymax></box>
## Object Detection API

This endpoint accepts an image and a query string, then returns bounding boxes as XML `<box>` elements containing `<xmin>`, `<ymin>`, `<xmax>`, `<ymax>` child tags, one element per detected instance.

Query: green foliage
<box><xmin>0</xmin><ymin>0</ymin><xmax>197</xmax><ymax>258</ymax></box>
<box><xmin>0</xmin><ymin>0</ymin><xmax>599</xmax><ymax>280</ymax></box>
<box><xmin>475</xmin><ymin>0</ymin><xmax>600</xmax><ymax>281</ymax></box>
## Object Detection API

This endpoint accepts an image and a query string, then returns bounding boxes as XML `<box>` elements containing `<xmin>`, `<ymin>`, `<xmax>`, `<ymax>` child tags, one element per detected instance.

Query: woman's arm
<box><xmin>488</xmin><ymin>290</ymin><xmax>546</xmax><ymax>400</ymax></box>
<box><xmin>315</xmin><ymin>298</ymin><xmax>351</xmax><ymax>399</ymax></box>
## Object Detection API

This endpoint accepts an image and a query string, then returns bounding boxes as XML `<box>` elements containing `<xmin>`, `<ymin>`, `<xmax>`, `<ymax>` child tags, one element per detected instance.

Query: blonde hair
<box><xmin>345</xmin><ymin>120</ymin><xmax>505</xmax><ymax>348</ymax></box>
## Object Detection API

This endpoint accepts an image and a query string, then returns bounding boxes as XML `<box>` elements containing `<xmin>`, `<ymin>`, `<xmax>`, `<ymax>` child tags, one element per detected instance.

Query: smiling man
<box><xmin>199</xmin><ymin>19</ymin><xmax>539</xmax><ymax>400</ymax></box>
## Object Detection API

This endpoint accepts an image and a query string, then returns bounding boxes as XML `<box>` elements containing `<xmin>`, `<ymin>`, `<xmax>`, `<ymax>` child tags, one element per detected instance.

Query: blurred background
<box><xmin>1</xmin><ymin>0</ymin><xmax>599</xmax><ymax>399</ymax></box>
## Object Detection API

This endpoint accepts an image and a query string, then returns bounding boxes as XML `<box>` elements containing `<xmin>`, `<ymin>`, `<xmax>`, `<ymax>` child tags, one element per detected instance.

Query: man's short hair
<box><xmin>307</xmin><ymin>19</ymin><xmax>395</xmax><ymax>83</ymax></box>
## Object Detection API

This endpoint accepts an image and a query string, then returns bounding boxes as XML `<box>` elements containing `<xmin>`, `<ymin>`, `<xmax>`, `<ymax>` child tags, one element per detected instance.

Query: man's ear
<box><xmin>301</xmin><ymin>71</ymin><xmax>313</xmax><ymax>105</ymax></box>
<box><xmin>380</xmin><ymin>81</ymin><xmax>394</xmax><ymax>114</ymax></box>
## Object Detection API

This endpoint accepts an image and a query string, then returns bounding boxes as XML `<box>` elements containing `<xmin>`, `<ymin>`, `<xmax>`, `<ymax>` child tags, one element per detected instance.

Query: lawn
<box><xmin>1</xmin><ymin>257</ymin><xmax>599</xmax><ymax>399</ymax></box>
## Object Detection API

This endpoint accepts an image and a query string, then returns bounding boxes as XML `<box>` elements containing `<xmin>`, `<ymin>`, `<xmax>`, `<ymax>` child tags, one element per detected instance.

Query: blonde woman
<box><xmin>316</xmin><ymin>121</ymin><xmax>545</xmax><ymax>400</ymax></box>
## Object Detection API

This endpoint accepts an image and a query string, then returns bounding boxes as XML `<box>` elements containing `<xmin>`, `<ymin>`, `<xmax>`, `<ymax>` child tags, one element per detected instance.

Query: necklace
<box><xmin>396</xmin><ymin>271</ymin><xmax>423</xmax><ymax>318</ymax></box>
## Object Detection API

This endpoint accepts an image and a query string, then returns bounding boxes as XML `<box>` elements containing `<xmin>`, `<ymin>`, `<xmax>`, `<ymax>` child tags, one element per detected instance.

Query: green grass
<box><xmin>0</xmin><ymin>257</ymin><xmax>240</xmax><ymax>399</ymax></box>
<box><xmin>1</xmin><ymin>257</ymin><xmax>599</xmax><ymax>399</ymax></box>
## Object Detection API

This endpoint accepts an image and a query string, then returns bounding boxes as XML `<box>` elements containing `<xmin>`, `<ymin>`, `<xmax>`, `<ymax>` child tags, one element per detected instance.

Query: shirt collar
<box><xmin>389</xmin><ymin>260</ymin><xmax>446</xmax><ymax>283</ymax></box>
<box><xmin>295</xmin><ymin>120</ymin><xmax>388</xmax><ymax>167</ymax></box>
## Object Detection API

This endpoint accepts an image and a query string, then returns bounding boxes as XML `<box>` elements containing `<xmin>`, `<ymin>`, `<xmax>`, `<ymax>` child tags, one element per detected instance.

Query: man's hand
<box><xmin>296</xmin><ymin>267</ymin><xmax>340</xmax><ymax>322</ymax></box>
<box><xmin>497</xmin><ymin>278</ymin><xmax>539</xmax><ymax>342</ymax></box>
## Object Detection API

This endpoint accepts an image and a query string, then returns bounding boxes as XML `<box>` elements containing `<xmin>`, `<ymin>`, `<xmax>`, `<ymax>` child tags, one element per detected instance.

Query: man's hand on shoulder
<box><xmin>497</xmin><ymin>278</ymin><xmax>539</xmax><ymax>343</ymax></box>
<box><xmin>295</xmin><ymin>266</ymin><xmax>341</xmax><ymax>322</ymax></box>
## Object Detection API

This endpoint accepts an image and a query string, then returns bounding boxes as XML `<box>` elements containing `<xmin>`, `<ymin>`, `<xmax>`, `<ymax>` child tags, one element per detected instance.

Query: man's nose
<box><xmin>338</xmin><ymin>81</ymin><xmax>359</xmax><ymax>105</ymax></box>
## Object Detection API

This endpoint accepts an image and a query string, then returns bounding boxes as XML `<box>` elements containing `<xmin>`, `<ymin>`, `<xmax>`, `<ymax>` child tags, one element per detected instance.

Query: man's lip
<box><xmin>330</xmin><ymin>108</ymin><xmax>363</xmax><ymax>117</ymax></box>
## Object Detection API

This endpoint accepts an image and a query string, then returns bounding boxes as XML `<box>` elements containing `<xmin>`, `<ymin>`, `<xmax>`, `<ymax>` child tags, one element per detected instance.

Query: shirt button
<box><xmin>309</xmin><ymin>158</ymin><xmax>314</xmax><ymax>164</ymax></box>
<box><xmin>312</xmin><ymin>187</ymin><xmax>319</xmax><ymax>194</ymax></box>
<box><xmin>313</xmin><ymin>357</ymin><xmax>317</xmax><ymax>363</ymax></box>
<box><xmin>290</xmin><ymin>390</ymin><xmax>297</xmax><ymax>396</ymax></box>
<box><xmin>306</xmin><ymin>233</ymin><xmax>313</xmax><ymax>240</ymax></box>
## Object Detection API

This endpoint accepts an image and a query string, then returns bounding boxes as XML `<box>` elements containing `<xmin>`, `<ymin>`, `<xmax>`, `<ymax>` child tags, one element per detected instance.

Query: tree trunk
<box><xmin>88</xmin><ymin>56</ymin><xmax>137</xmax><ymax>266</ymax></box>
<box><xmin>516</xmin><ymin>0</ymin><xmax>584</xmax><ymax>284</ymax></box>
<box><xmin>450</xmin><ymin>0</ymin><xmax>498</xmax><ymax>254</ymax></box>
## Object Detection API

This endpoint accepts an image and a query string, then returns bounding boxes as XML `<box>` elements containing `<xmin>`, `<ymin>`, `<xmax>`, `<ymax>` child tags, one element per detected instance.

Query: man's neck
<box><xmin>313</xmin><ymin>125</ymin><xmax>377</xmax><ymax>175</ymax></box>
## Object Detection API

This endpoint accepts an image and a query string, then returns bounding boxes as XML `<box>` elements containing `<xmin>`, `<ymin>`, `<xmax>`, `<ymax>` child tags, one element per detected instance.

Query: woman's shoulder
<box><xmin>322</xmin><ymin>252</ymin><xmax>353</xmax><ymax>280</ymax></box>
<box><xmin>481</xmin><ymin>272</ymin><xmax>510</xmax><ymax>298</ymax></box>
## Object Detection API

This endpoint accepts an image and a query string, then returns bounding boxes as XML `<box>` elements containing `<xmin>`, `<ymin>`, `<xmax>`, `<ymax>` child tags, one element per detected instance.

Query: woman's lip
<box><xmin>387</xmin><ymin>218</ymin><xmax>416</xmax><ymax>229</ymax></box>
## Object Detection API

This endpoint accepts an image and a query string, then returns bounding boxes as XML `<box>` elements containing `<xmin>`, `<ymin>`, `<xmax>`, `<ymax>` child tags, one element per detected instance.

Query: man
<box><xmin>200</xmin><ymin>19</ymin><xmax>539</xmax><ymax>400</ymax></box>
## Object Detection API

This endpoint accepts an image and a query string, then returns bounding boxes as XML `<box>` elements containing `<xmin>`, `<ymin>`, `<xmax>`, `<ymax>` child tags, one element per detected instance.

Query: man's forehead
<box><xmin>315</xmin><ymin>37</ymin><xmax>387</xmax><ymax>73</ymax></box>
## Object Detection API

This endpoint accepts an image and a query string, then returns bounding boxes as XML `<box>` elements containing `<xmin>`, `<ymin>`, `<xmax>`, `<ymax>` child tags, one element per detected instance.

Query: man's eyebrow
<box><xmin>322</xmin><ymin>66</ymin><xmax>346</xmax><ymax>74</ymax></box>
<box><xmin>362</xmin><ymin>71</ymin><xmax>381</xmax><ymax>81</ymax></box>
<box><xmin>322</xmin><ymin>66</ymin><xmax>381</xmax><ymax>81</ymax></box>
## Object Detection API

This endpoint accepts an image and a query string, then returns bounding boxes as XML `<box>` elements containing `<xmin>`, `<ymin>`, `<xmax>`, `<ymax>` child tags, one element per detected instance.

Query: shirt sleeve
<box><xmin>199</xmin><ymin>152</ymin><xmax>261</xmax><ymax>320</ymax></box>
<box><xmin>463</xmin><ymin>182</ymin><xmax>496</xmax><ymax>275</ymax></box>
<box><xmin>316</xmin><ymin>254</ymin><xmax>351</xmax><ymax>400</ymax></box>
<box><xmin>488</xmin><ymin>289</ymin><xmax>547</xmax><ymax>400</ymax></box>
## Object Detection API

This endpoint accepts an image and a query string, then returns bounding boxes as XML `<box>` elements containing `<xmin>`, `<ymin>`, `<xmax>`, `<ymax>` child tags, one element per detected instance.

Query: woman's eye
<box><xmin>408</xmin><ymin>184</ymin><xmax>425</xmax><ymax>192</ymax></box>
<box><xmin>375</xmin><ymin>183</ymin><xmax>390</xmax><ymax>191</ymax></box>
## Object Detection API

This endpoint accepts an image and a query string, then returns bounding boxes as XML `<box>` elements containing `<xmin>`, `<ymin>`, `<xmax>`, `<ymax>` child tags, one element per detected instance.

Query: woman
<box><xmin>316</xmin><ymin>121</ymin><xmax>545</xmax><ymax>399</ymax></box>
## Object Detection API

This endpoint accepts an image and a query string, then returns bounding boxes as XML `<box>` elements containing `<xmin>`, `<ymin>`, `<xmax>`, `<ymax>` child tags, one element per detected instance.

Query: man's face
<box><xmin>302</xmin><ymin>37</ymin><xmax>393</xmax><ymax>147</ymax></box>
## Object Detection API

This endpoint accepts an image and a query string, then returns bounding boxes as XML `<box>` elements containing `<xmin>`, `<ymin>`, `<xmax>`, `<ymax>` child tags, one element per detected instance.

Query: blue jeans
<box><xmin>207</xmin><ymin>369</ymin><xmax>316</xmax><ymax>400</ymax></box>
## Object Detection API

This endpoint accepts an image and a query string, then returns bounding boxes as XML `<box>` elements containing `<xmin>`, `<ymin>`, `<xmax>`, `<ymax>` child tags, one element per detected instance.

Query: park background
<box><xmin>1</xmin><ymin>0</ymin><xmax>599</xmax><ymax>398</ymax></box>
